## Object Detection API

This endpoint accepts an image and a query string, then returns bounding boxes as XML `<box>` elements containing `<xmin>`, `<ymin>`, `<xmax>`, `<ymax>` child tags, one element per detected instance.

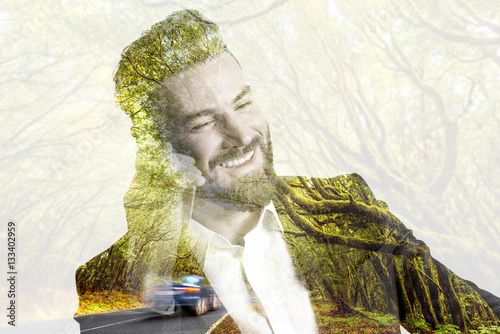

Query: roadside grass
<box><xmin>210</xmin><ymin>301</ymin><xmax>267</xmax><ymax>334</ymax></box>
<box><xmin>75</xmin><ymin>290</ymin><xmax>146</xmax><ymax>316</ymax></box>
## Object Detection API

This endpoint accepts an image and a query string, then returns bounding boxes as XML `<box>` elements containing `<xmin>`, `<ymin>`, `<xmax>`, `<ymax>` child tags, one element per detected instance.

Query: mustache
<box><xmin>208</xmin><ymin>136</ymin><xmax>264</xmax><ymax>170</ymax></box>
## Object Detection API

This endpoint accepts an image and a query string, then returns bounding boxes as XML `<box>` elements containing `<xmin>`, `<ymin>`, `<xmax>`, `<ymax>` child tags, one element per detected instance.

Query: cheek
<box><xmin>254</xmin><ymin>117</ymin><xmax>269</xmax><ymax>137</ymax></box>
<box><xmin>249</xmin><ymin>108</ymin><xmax>268</xmax><ymax>132</ymax></box>
<box><xmin>237</xmin><ymin>110</ymin><xmax>267</xmax><ymax>133</ymax></box>
<box><xmin>183</xmin><ymin>136</ymin><xmax>221</xmax><ymax>166</ymax></box>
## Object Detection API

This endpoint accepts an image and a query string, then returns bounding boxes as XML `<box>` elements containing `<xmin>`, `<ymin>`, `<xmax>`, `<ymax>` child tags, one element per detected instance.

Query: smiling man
<box><xmin>78</xmin><ymin>8</ymin><xmax>500</xmax><ymax>334</ymax></box>
<box><xmin>163</xmin><ymin>52</ymin><xmax>276</xmax><ymax>215</ymax></box>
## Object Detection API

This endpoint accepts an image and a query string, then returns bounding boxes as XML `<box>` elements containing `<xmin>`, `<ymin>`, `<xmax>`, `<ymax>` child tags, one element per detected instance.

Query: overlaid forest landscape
<box><xmin>73</xmin><ymin>1</ymin><xmax>500</xmax><ymax>333</ymax></box>
<box><xmin>4</xmin><ymin>0</ymin><xmax>498</xmax><ymax>333</ymax></box>
<box><xmin>76</xmin><ymin>174</ymin><xmax>500</xmax><ymax>333</ymax></box>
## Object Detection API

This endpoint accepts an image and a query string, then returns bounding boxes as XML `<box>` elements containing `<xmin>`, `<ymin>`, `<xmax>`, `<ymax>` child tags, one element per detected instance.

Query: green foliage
<box><xmin>404</xmin><ymin>313</ymin><xmax>431</xmax><ymax>333</ymax></box>
<box><xmin>373</xmin><ymin>314</ymin><xmax>397</xmax><ymax>327</ymax></box>
<box><xmin>469</xmin><ymin>325</ymin><xmax>500</xmax><ymax>334</ymax></box>
<box><xmin>315</xmin><ymin>309</ymin><xmax>399</xmax><ymax>333</ymax></box>
<box><xmin>435</xmin><ymin>323</ymin><xmax>461</xmax><ymax>334</ymax></box>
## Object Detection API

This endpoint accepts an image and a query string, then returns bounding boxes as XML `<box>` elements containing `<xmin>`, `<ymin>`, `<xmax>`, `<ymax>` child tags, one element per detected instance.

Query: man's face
<box><xmin>163</xmin><ymin>53</ymin><xmax>274</xmax><ymax>208</ymax></box>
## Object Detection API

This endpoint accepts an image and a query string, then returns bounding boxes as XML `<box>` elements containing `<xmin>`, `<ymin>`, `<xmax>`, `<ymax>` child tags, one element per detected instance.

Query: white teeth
<box><xmin>221</xmin><ymin>150</ymin><xmax>254</xmax><ymax>168</ymax></box>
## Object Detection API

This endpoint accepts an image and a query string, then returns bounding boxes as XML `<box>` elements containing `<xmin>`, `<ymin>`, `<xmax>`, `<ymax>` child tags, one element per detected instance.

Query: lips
<box><xmin>220</xmin><ymin>149</ymin><xmax>255</xmax><ymax>168</ymax></box>
<box><xmin>208</xmin><ymin>136</ymin><xmax>262</xmax><ymax>170</ymax></box>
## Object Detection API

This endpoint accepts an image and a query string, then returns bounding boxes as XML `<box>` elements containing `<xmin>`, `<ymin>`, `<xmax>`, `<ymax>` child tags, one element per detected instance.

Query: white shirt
<box><xmin>186</xmin><ymin>202</ymin><xmax>318</xmax><ymax>334</ymax></box>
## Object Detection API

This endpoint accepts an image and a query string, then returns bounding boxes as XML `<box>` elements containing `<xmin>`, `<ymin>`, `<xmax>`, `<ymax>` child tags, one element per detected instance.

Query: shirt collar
<box><xmin>186</xmin><ymin>201</ymin><xmax>284</xmax><ymax>251</ymax></box>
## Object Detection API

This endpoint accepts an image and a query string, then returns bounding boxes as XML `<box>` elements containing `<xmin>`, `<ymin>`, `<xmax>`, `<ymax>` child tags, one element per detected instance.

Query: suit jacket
<box><xmin>77</xmin><ymin>173</ymin><xmax>500</xmax><ymax>333</ymax></box>
<box><xmin>261</xmin><ymin>173</ymin><xmax>500</xmax><ymax>333</ymax></box>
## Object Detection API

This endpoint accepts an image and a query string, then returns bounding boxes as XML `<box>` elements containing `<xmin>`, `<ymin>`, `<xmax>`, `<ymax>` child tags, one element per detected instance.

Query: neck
<box><xmin>191</xmin><ymin>197</ymin><xmax>265</xmax><ymax>246</ymax></box>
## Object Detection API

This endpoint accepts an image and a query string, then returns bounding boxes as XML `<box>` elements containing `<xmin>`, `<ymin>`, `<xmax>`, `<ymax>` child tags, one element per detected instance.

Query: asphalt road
<box><xmin>75</xmin><ymin>307</ymin><xmax>227</xmax><ymax>334</ymax></box>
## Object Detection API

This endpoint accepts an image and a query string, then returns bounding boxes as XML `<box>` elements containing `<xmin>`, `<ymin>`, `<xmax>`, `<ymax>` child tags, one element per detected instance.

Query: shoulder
<box><xmin>277</xmin><ymin>173</ymin><xmax>388</xmax><ymax>209</ymax></box>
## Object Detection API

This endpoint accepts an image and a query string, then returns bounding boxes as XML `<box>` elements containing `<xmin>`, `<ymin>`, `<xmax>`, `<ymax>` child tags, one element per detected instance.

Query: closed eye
<box><xmin>191</xmin><ymin>119</ymin><xmax>215</xmax><ymax>132</ymax></box>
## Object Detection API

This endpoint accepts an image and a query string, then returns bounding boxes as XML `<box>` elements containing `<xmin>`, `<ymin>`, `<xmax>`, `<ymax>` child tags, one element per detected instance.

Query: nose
<box><xmin>218</xmin><ymin>113</ymin><xmax>253</xmax><ymax>149</ymax></box>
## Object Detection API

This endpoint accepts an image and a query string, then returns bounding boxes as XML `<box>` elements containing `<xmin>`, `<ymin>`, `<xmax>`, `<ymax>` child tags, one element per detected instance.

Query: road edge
<box><xmin>205</xmin><ymin>312</ymin><xmax>229</xmax><ymax>334</ymax></box>
<box><xmin>74</xmin><ymin>308</ymin><xmax>151</xmax><ymax>318</ymax></box>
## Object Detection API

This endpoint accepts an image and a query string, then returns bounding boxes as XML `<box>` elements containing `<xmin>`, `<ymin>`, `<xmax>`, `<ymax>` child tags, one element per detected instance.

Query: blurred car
<box><xmin>145</xmin><ymin>275</ymin><xmax>221</xmax><ymax>316</ymax></box>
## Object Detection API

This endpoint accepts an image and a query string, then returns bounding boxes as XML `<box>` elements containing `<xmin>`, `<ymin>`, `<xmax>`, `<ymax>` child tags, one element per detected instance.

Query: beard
<box><xmin>196</xmin><ymin>135</ymin><xmax>276</xmax><ymax>212</ymax></box>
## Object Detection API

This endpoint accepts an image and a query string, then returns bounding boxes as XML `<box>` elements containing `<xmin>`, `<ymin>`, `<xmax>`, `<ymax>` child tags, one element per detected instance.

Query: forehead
<box><xmin>162</xmin><ymin>53</ymin><xmax>244</xmax><ymax>117</ymax></box>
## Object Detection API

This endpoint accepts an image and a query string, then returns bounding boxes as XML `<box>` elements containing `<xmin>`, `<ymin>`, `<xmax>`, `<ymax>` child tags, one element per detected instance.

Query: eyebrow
<box><xmin>233</xmin><ymin>85</ymin><xmax>252</xmax><ymax>104</ymax></box>
<box><xmin>183</xmin><ymin>109</ymin><xmax>216</xmax><ymax>124</ymax></box>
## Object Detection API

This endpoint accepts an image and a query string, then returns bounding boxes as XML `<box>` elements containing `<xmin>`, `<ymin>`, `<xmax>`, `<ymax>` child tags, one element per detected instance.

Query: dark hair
<box><xmin>113</xmin><ymin>9</ymin><xmax>230</xmax><ymax>141</ymax></box>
